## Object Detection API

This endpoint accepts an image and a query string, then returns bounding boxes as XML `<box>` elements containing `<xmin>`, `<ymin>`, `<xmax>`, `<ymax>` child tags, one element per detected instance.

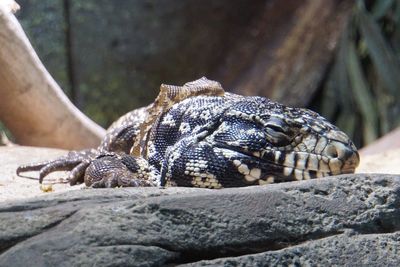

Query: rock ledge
<box><xmin>0</xmin><ymin>173</ymin><xmax>399</xmax><ymax>266</ymax></box>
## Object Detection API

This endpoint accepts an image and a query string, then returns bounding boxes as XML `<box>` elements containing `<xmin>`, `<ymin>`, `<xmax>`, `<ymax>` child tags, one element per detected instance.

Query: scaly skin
<box><xmin>17</xmin><ymin>78</ymin><xmax>359</xmax><ymax>188</ymax></box>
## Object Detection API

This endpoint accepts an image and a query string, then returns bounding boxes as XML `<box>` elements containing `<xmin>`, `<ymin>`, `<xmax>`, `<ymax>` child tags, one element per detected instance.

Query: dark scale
<box><xmin>17</xmin><ymin>78</ymin><xmax>360</xmax><ymax>189</ymax></box>
<box><xmin>148</xmin><ymin>96</ymin><xmax>228</xmax><ymax>171</ymax></box>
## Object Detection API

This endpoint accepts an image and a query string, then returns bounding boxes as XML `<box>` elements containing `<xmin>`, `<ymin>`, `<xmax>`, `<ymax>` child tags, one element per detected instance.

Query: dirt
<box><xmin>0</xmin><ymin>146</ymin><xmax>83</xmax><ymax>202</ymax></box>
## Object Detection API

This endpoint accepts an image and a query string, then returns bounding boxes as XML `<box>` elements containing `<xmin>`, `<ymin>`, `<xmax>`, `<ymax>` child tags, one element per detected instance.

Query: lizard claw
<box><xmin>16</xmin><ymin>149</ymin><xmax>157</xmax><ymax>187</ymax></box>
<box><xmin>16</xmin><ymin>149</ymin><xmax>99</xmax><ymax>184</ymax></box>
<box><xmin>68</xmin><ymin>161</ymin><xmax>91</xmax><ymax>185</ymax></box>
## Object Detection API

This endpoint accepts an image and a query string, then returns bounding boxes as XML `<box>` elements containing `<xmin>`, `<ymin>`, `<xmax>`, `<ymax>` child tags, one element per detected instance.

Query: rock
<box><xmin>184</xmin><ymin>231</ymin><xmax>400</xmax><ymax>266</ymax></box>
<box><xmin>0</xmin><ymin>173</ymin><xmax>399</xmax><ymax>266</ymax></box>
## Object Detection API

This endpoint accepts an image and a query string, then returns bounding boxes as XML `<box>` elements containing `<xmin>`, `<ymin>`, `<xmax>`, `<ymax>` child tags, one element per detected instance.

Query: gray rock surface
<box><xmin>0</xmin><ymin>173</ymin><xmax>399</xmax><ymax>266</ymax></box>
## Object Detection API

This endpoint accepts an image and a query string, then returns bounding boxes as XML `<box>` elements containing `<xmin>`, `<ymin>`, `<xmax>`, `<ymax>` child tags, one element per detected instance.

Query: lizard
<box><xmin>16</xmin><ymin>77</ymin><xmax>360</xmax><ymax>188</ymax></box>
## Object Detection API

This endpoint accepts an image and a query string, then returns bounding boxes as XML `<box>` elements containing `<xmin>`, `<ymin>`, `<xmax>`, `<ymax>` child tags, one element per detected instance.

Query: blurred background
<box><xmin>4</xmin><ymin>0</ymin><xmax>400</xmax><ymax>149</ymax></box>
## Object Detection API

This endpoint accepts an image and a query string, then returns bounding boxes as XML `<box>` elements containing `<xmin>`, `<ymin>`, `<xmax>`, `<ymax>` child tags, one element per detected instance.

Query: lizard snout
<box><xmin>323</xmin><ymin>141</ymin><xmax>360</xmax><ymax>174</ymax></box>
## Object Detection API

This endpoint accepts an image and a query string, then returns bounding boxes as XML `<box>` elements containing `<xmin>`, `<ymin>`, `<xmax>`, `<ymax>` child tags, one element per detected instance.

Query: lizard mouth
<box><xmin>226</xmin><ymin>146</ymin><xmax>358</xmax><ymax>184</ymax></box>
<box><xmin>213</xmin><ymin>136</ymin><xmax>359</xmax><ymax>185</ymax></box>
<box><xmin>262</xmin><ymin>153</ymin><xmax>336</xmax><ymax>183</ymax></box>
<box><xmin>255</xmin><ymin>148</ymin><xmax>359</xmax><ymax>183</ymax></box>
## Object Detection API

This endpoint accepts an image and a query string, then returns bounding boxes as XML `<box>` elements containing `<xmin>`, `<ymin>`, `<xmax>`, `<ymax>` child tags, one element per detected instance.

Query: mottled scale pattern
<box><xmin>17</xmin><ymin>77</ymin><xmax>360</xmax><ymax>189</ymax></box>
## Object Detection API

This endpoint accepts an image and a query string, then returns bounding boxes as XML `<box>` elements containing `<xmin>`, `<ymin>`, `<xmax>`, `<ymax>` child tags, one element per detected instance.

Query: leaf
<box><xmin>369</xmin><ymin>68</ymin><xmax>391</xmax><ymax>134</ymax></box>
<box><xmin>357</xmin><ymin>2</ymin><xmax>400</xmax><ymax>100</ymax></box>
<box><xmin>335</xmin><ymin>26</ymin><xmax>354</xmax><ymax>109</ymax></box>
<box><xmin>346</xmin><ymin>40</ymin><xmax>379</xmax><ymax>143</ymax></box>
<box><xmin>371</xmin><ymin>0</ymin><xmax>394</xmax><ymax>19</ymax></box>
<box><xmin>336</xmin><ymin>111</ymin><xmax>356</xmax><ymax>140</ymax></box>
<box><xmin>394</xmin><ymin>0</ymin><xmax>400</xmax><ymax>23</ymax></box>
<box><xmin>319</xmin><ymin>75</ymin><xmax>338</xmax><ymax>121</ymax></box>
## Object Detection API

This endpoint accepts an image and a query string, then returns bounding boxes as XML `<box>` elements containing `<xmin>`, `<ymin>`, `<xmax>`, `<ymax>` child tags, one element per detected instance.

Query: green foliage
<box><xmin>0</xmin><ymin>121</ymin><xmax>14</xmax><ymax>145</ymax></box>
<box><xmin>318</xmin><ymin>0</ymin><xmax>400</xmax><ymax>147</ymax></box>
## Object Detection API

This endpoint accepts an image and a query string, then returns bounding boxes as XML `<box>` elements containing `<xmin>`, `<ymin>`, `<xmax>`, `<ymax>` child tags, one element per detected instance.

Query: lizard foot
<box><xmin>17</xmin><ymin>151</ymin><xmax>158</xmax><ymax>188</ymax></box>
<box><xmin>84</xmin><ymin>155</ymin><xmax>158</xmax><ymax>188</ymax></box>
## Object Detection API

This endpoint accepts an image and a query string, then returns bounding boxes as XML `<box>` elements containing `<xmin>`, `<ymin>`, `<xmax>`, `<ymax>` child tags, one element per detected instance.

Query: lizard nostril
<box><xmin>321</xmin><ymin>141</ymin><xmax>360</xmax><ymax>175</ymax></box>
<box><xmin>325</xmin><ymin>144</ymin><xmax>338</xmax><ymax>158</ymax></box>
<box><xmin>324</xmin><ymin>141</ymin><xmax>360</xmax><ymax>172</ymax></box>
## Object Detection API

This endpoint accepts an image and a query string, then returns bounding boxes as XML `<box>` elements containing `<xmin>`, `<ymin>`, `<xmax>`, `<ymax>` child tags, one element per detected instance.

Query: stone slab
<box><xmin>0</xmin><ymin>173</ymin><xmax>399</xmax><ymax>266</ymax></box>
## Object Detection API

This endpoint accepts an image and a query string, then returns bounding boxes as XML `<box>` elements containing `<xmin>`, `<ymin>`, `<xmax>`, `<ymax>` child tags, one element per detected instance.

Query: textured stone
<box><xmin>184</xmin><ymin>232</ymin><xmax>400</xmax><ymax>266</ymax></box>
<box><xmin>0</xmin><ymin>174</ymin><xmax>399</xmax><ymax>266</ymax></box>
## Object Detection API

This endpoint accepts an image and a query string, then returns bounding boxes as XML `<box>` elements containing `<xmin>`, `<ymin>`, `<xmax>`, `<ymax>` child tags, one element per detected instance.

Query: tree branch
<box><xmin>0</xmin><ymin>3</ymin><xmax>105</xmax><ymax>150</ymax></box>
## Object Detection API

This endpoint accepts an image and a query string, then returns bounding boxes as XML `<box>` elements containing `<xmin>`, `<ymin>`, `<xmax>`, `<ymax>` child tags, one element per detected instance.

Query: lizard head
<box><xmin>214</xmin><ymin>95</ymin><xmax>360</xmax><ymax>183</ymax></box>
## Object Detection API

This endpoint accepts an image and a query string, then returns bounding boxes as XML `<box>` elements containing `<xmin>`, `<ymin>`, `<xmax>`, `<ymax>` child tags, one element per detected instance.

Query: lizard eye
<box><xmin>265</xmin><ymin>120</ymin><xmax>294</xmax><ymax>146</ymax></box>
<box><xmin>266</xmin><ymin>124</ymin><xmax>285</xmax><ymax>133</ymax></box>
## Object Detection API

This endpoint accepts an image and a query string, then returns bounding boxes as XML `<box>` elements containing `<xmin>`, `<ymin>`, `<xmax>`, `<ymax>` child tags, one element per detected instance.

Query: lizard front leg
<box><xmin>17</xmin><ymin>151</ymin><xmax>159</xmax><ymax>188</ymax></box>
<box><xmin>16</xmin><ymin>108</ymin><xmax>146</xmax><ymax>185</ymax></box>
<box><xmin>160</xmin><ymin>138</ymin><xmax>272</xmax><ymax>188</ymax></box>
<box><xmin>84</xmin><ymin>154</ymin><xmax>160</xmax><ymax>188</ymax></box>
